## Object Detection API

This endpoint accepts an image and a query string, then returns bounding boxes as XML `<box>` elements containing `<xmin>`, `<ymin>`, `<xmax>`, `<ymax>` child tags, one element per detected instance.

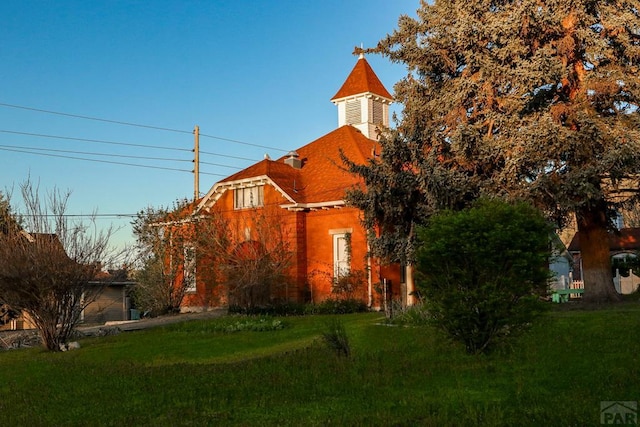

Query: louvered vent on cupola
<box><xmin>346</xmin><ymin>99</ymin><xmax>361</xmax><ymax>124</ymax></box>
<box><xmin>284</xmin><ymin>150</ymin><xmax>302</xmax><ymax>169</ymax></box>
<box><xmin>371</xmin><ymin>99</ymin><xmax>384</xmax><ymax>124</ymax></box>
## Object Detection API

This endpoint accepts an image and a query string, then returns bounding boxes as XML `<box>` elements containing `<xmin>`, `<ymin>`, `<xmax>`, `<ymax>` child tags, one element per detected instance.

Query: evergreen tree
<box><xmin>352</xmin><ymin>0</ymin><xmax>640</xmax><ymax>302</ymax></box>
<box><xmin>0</xmin><ymin>192</ymin><xmax>21</xmax><ymax>235</ymax></box>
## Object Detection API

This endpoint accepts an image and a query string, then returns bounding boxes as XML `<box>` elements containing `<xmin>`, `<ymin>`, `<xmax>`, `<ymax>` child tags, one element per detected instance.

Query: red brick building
<box><xmin>183</xmin><ymin>55</ymin><xmax>410</xmax><ymax>310</ymax></box>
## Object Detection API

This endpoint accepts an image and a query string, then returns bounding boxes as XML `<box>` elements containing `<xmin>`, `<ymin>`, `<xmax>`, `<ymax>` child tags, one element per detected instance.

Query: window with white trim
<box><xmin>234</xmin><ymin>185</ymin><xmax>264</xmax><ymax>209</ymax></box>
<box><xmin>333</xmin><ymin>233</ymin><xmax>351</xmax><ymax>279</ymax></box>
<box><xmin>184</xmin><ymin>245</ymin><xmax>196</xmax><ymax>293</ymax></box>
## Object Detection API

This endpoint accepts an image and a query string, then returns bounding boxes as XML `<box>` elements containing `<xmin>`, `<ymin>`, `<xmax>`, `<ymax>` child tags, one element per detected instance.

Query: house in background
<box><xmin>83</xmin><ymin>269</ymin><xmax>137</xmax><ymax>324</ymax></box>
<box><xmin>0</xmin><ymin>233</ymin><xmax>136</xmax><ymax>331</ymax></box>
<box><xmin>182</xmin><ymin>54</ymin><xmax>410</xmax><ymax>310</ymax></box>
<box><xmin>568</xmin><ymin>227</ymin><xmax>640</xmax><ymax>294</ymax></box>
<box><xmin>548</xmin><ymin>233</ymin><xmax>574</xmax><ymax>291</ymax></box>
<box><xmin>1</xmin><ymin>274</ymin><xmax>136</xmax><ymax>330</ymax></box>
<box><xmin>0</xmin><ymin>304</ymin><xmax>35</xmax><ymax>331</ymax></box>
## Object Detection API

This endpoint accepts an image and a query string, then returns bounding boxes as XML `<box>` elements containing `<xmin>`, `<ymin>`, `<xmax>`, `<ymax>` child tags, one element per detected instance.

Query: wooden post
<box><xmin>406</xmin><ymin>264</ymin><xmax>415</xmax><ymax>306</ymax></box>
<box><xmin>193</xmin><ymin>125</ymin><xmax>199</xmax><ymax>201</ymax></box>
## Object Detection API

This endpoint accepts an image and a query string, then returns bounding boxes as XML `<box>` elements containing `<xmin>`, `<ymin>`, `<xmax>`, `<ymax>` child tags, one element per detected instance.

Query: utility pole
<box><xmin>193</xmin><ymin>125</ymin><xmax>200</xmax><ymax>201</ymax></box>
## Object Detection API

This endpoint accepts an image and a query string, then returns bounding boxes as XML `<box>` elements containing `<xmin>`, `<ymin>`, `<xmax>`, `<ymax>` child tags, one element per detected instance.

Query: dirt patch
<box><xmin>79</xmin><ymin>308</ymin><xmax>227</xmax><ymax>333</ymax></box>
<box><xmin>1</xmin><ymin>308</ymin><xmax>227</xmax><ymax>351</ymax></box>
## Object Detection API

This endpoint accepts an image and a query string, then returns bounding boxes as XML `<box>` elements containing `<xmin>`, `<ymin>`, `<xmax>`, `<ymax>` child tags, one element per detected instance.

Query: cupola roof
<box><xmin>330</xmin><ymin>54</ymin><xmax>393</xmax><ymax>101</ymax></box>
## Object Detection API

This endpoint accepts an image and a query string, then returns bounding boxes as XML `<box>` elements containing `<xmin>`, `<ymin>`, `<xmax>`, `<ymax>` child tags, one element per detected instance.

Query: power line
<box><xmin>0</xmin><ymin>102</ymin><xmax>289</xmax><ymax>153</ymax></box>
<box><xmin>0</xmin><ymin>129</ymin><xmax>191</xmax><ymax>152</ymax></box>
<box><xmin>199</xmin><ymin>160</ymin><xmax>242</xmax><ymax>170</ymax></box>
<box><xmin>0</xmin><ymin>142</ymin><xmax>244</xmax><ymax>170</ymax></box>
<box><xmin>15</xmin><ymin>213</ymin><xmax>138</xmax><ymax>218</ymax></box>
<box><xmin>0</xmin><ymin>146</ymin><xmax>226</xmax><ymax>177</ymax></box>
<box><xmin>0</xmin><ymin>128</ymin><xmax>261</xmax><ymax>165</ymax></box>
<box><xmin>0</xmin><ymin>102</ymin><xmax>192</xmax><ymax>134</ymax></box>
<box><xmin>199</xmin><ymin>150</ymin><xmax>259</xmax><ymax>162</ymax></box>
<box><xmin>199</xmin><ymin>132</ymin><xmax>288</xmax><ymax>153</ymax></box>
<box><xmin>0</xmin><ymin>143</ymin><xmax>192</xmax><ymax>163</ymax></box>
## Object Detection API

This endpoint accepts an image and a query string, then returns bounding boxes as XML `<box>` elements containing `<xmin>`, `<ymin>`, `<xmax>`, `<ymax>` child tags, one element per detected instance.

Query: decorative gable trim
<box><xmin>330</xmin><ymin>92</ymin><xmax>393</xmax><ymax>106</ymax></box>
<box><xmin>196</xmin><ymin>175</ymin><xmax>296</xmax><ymax>213</ymax></box>
<box><xmin>280</xmin><ymin>200</ymin><xmax>345</xmax><ymax>212</ymax></box>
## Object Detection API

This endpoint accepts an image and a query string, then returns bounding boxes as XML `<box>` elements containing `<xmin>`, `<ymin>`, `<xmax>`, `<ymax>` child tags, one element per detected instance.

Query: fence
<box><xmin>569</xmin><ymin>280</ymin><xmax>584</xmax><ymax>299</ymax></box>
<box><xmin>613</xmin><ymin>269</ymin><xmax>640</xmax><ymax>294</ymax></box>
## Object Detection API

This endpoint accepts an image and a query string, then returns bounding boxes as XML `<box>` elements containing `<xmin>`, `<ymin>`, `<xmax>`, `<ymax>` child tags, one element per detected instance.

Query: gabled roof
<box><xmin>22</xmin><ymin>232</ymin><xmax>67</xmax><ymax>255</ymax></box>
<box><xmin>330</xmin><ymin>55</ymin><xmax>393</xmax><ymax>101</ymax></box>
<box><xmin>568</xmin><ymin>228</ymin><xmax>640</xmax><ymax>252</ymax></box>
<box><xmin>197</xmin><ymin>125</ymin><xmax>376</xmax><ymax>212</ymax></box>
<box><xmin>281</xmin><ymin>125</ymin><xmax>374</xmax><ymax>205</ymax></box>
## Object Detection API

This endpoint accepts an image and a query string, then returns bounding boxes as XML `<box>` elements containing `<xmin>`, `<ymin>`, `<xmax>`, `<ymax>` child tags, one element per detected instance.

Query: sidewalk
<box><xmin>77</xmin><ymin>308</ymin><xmax>227</xmax><ymax>335</ymax></box>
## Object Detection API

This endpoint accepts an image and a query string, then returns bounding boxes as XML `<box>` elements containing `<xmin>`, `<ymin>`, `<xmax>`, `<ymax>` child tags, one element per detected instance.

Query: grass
<box><xmin>0</xmin><ymin>305</ymin><xmax>639</xmax><ymax>426</ymax></box>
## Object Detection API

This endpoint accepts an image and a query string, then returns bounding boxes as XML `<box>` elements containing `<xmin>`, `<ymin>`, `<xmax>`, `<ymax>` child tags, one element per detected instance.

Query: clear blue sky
<box><xmin>0</xmin><ymin>1</ymin><xmax>418</xmax><ymax>250</ymax></box>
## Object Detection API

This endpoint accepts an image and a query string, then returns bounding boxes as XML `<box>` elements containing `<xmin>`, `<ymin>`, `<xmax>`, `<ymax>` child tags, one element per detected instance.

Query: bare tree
<box><xmin>131</xmin><ymin>200</ymin><xmax>225</xmax><ymax>314</ymax></box>
<box><xmin>133</xmin><ymin>202</ymin><xmax>294</xmax><ymax>313</ymax></box>
<box><xmin>0</xmin><ymin>180</ymin><xmax>120</xmax><ymax>351</ymax></box>
<box><xmin>218</xmin><ymin>208</ymin><xmax>294</xmax><ymax>309</ymax></box>
<box><xmin>131</xmin><ymin>200</ymin><xmax>194</xmax><ymax>315</ymax></box>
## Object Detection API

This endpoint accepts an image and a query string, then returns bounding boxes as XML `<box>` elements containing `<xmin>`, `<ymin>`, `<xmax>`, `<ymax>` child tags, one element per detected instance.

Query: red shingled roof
<box><xmin>216</xmin><ymin>125</ymin><xmax>376</xmax><ymax>205</ymax></box>
<box><xmin>330</xmin><ymin>56</ymin><xmax>393</xmax><ymax>101</ymax></box>
<box><xmin>568</xmin><ymin>228</ymin><xmax>640</xmax><ymax>252</ymax></box>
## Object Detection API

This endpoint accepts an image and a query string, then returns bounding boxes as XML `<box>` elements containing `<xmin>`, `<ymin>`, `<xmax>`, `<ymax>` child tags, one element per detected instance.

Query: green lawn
<box><xmin>0</xmin><ymin>305</ymin><xmax>639</xmax><ymax>426</ymax></box>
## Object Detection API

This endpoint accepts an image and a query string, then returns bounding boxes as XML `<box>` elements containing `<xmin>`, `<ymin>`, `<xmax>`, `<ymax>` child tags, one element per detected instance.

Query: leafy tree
<box><xmin>358</xmin><ymin>0</ymin><xmax>640</xmax><ymax>302</ymax></box>
<box><xmin>416</xmin><ymin>199</ymin><xmax>552</xmax><ymax>354</ymax></box>
<box><xmin>0</xmin><ymin>180</ymin><xmax>119</xmax><ymax>351</ymax></box>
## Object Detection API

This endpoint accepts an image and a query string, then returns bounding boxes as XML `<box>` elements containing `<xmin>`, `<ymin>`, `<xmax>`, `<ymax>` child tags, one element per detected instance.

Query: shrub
<box><xmin>307</xmin><ymin>298</ymin><xmax>368</xmax><ymax>315</ymax></box>
<box><xmin>331</xmin><ymin>269</ymin><xmax>368</xmax><ymax>301</ymax></box>
<box><xmin>385</xmin><ymin>302</ymin><xmax>431</xmax><ymax>326</ymax></box>
<box><xmin>220</xmin><ymin>317</ymin><xmax>285</xmax><ymax>333</ymax></box>
<box><xmin>227</xmin><ymin>302</ymin><xmax>307</xmax><ymax>316</ymax></box>
<box><xmin>416</xmin><ymin>198</ymin><xmax>551</xmax><ymax>354</ymax></box>
<box><xmin>321</xmin><ymin>318</ymin><xmax>351</xmax><ymax>357</ymax></box>
<box><xmin>173</xmin><ymin>316</ymin><xmax>286</xmax><ymax>334</ymax></box>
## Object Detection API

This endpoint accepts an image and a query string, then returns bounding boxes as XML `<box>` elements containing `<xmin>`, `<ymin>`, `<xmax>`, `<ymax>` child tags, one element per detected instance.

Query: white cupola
<box><xmin>330</xmin><ymin>53</ymin><xmax>393</xmax><ymax>140</ymax></box>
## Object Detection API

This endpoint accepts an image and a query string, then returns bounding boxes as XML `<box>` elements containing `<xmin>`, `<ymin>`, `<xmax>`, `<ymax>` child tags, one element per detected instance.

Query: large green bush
<box><xmin>416</xmin><ymin>199</ymin><xmax>551</xmax><ymax>354</ymax></box>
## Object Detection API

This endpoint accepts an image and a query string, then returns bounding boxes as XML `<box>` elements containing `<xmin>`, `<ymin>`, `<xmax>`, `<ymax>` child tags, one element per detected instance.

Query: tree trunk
<box><xmin>575</xmin><ymin>202</ymin><xmax>621</xmax><ymax>303</ymax></box>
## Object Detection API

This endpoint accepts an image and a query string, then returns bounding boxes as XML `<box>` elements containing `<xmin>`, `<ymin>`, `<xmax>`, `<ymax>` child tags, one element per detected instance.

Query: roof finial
<box><xmin>359</xmin><ymin>43</ymin><xmax>364</xmax><ymax>59</ymax></box>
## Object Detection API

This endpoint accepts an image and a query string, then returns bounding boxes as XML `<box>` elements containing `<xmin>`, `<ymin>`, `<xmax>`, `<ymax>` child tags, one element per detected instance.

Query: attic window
<box><xmin>234</xmin><ymin>185</ymin><xmax>264</xmax><ymax>209</ymax></box>
<box><xmin>346</xmin><ymin>99</ymin><xmax>361</xmax><ymax>124</ymax></box>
